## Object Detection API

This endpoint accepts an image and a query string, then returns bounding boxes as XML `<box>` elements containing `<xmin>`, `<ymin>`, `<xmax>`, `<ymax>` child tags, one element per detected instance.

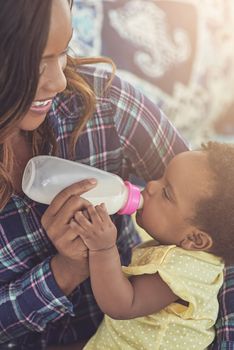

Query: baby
<box><xmin>72</xmin><ymin>141</ymin><xmax>234</xmax><ymax>350</ymax></box>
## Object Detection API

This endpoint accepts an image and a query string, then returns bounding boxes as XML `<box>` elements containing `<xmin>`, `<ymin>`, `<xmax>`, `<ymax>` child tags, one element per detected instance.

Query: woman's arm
<box><xmin>109</xmin><ymin>74</ymin><xmax>189</xmax><ymax>181</ymax></box>
<box><xmin>73</xmin><ymin>204</ymin><xmax>178</xmax><ymax>319</ymax></box>
<box><xmin>211</xmin><ymin>266</ymin><xmax>234</xmax><ymax>349</ymax></box>
<box><xmin>0</xmin><ymin>180</ymin><xmax>96</xmax><ymax>342</ymax></box>
<box><xmin>41</xmin><ymin>179</ymin><xmax>97</xmax><ymax>295</ymax></box>
<box><xmin>0</xmin><ymin>258</ymin><xmax>75</xmax><ymax>343</ymax></box>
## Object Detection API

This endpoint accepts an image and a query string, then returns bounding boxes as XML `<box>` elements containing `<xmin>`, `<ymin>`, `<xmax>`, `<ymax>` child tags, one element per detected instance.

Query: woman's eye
<box><xmin>162</xmin><ymin>187</ymin><xmax>170</xmax><ymax>200</ymax></box>
<box><xmin>39</xmin><ymin>62</ymin><xmax>47</xmax><ymax>76</ymax></box>
<box><xmin>38</xmin><ymin>49</ymin><xmax>68</xmax><ymax>77</ymax></box>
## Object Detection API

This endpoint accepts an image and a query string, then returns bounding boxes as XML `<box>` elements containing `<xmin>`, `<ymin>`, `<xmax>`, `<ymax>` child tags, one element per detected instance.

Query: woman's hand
<box><xmin>41</xmin><ymin>179</ymin><xmax>96</xmax><ymax>259</ymax></box>
<box><xmin>41</xmin><ymin>179</ymin><xmax>97</xmax><ymax>294</ymax></box>
<box><xmin>71</xmin><ymin>203</ymin><xmax>117</xmax><ymax>251</ymax></box>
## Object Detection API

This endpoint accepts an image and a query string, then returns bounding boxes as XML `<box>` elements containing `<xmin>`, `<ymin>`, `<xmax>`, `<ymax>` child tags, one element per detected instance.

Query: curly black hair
<box><xmin>191</xmin><ymin>141</ymin><xmax>234</xmax><ymax>265</ymax></box>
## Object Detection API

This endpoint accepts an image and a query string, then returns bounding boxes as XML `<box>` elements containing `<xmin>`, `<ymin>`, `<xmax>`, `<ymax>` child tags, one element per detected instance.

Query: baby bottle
<box><xmin>22</xmin><ymin>156</ymin><xmax>143</xmax><ymax>215</ymax></box>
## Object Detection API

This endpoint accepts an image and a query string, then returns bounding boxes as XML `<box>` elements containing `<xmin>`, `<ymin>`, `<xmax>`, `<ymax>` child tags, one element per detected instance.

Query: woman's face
<box><xmin>19</xmin><ymin>0</ymin><xmax>73</xmax><ymax>131</ymax></box>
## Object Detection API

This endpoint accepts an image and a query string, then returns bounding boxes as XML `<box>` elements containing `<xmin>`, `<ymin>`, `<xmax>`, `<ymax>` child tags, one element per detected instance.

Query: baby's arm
<box><xmin>73</xmin><ymin>204</ymin><xmax>178</xmax><ymax>319</ymax></box>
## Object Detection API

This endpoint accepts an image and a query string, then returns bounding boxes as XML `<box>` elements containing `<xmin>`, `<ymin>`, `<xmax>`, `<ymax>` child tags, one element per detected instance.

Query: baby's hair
<box><xmin>191</xmin><ymin>141</ymin><xmax>234</xmax><ymax>265</ymax></box>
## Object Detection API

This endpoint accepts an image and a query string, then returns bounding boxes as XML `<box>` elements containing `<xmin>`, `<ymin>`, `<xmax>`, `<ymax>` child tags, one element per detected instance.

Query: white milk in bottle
<box><xmin>22</xmin><ymin>156</ymin><xmax>143</xmax><ymax>215</ymax></box>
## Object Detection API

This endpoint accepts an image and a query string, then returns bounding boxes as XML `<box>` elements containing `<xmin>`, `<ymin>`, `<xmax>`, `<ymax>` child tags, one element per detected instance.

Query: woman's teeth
<box><xmin>31</xmin><ymin>99</ymin><xmax>52</xmax><ymax>107</ymax></box>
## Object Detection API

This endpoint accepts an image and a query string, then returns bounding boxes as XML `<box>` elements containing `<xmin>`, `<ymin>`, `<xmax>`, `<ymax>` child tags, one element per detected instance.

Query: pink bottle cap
<box><xmin>118</xmin><ymin>181</ymin><xmax>142</xmax><ymax>215</ymax></box>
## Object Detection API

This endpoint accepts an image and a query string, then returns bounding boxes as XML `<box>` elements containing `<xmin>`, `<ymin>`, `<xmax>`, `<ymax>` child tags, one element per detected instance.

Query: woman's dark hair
<box><xmin>0</xmin><ymin>1</ymin><xmax>54</xmax><ymax>207</ymax></box>
<box><xmin>0</xmin><ymin>0</ymin><xmax>114</xmax><ymax>208</ymax></box>
<box><xmin>0</xmin><ymin>0</ymin><xmax>52</xmax><ymax>132</ymax></box>
<box><xmin>191</xmin><ymin>141</ymin><xmax>234</xmax><ymax>265</ymax></box>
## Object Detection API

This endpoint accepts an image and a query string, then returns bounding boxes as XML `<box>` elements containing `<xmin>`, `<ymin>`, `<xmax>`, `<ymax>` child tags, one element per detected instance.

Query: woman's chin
<box><xmin>19</xmin><ymin>111</ymin><xmax>47</xmax><ymax>131</ymax></box>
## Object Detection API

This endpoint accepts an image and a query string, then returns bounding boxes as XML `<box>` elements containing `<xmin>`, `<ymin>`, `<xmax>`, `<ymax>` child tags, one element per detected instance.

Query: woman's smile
<box><xmin>29</xmin><ymin>98</ymin><xmax>53</xmax><ymax>115</ymax></box>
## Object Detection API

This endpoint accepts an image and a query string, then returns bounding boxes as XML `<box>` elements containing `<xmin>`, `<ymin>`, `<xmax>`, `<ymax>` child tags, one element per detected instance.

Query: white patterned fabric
<box><xmin>71</xmin><ymin>0</ymin><xmax>234</xmax><ymax>146</ymax></box>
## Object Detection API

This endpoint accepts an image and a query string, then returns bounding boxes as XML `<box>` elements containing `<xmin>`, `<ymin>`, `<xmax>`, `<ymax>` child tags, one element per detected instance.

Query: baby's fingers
<box><xmin>73</xmin><ymin>211</ymin><xmax>91</xmax><ymax>230</ymax></box>
<box><xmin>86</xmin><ymin>204</ymin><xmax>104</xmax><ymax>224</ymax></box>
<box><xmin>95</xmin><ymin>203</ymin><xmax>112</xmax><ymax>222</ymax></box>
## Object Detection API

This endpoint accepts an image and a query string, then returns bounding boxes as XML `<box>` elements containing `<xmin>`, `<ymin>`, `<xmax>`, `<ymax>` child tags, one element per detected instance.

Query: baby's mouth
<box><xmin>136</xmin><ymin>207</ymin><xmax>143</xmax><ymax>220</ymax></box>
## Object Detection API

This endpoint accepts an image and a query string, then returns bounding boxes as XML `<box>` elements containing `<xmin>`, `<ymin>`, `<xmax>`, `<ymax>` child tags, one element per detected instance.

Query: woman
<box><xmin>0</xmin><ymin>0</ymin><xmax>187</xmax><ymax>349</ymax></box>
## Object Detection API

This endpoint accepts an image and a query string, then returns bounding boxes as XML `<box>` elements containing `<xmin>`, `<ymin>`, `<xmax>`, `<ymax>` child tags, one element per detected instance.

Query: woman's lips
<box><xmin>30</xmin><ymin>99</ymin><xmax>53</xmax><ymax>114</ymax></box>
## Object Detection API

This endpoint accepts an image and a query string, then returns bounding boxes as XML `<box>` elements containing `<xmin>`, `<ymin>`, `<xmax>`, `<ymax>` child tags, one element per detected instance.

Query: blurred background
<box><xmin>70</xmin><ymin>0</ymin><xmax>234</xmax><ymax>148</ymax></box>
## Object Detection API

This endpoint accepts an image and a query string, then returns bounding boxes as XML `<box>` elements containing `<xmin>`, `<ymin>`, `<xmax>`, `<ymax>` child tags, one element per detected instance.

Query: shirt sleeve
<box><xmin>157</xmin><ymin>249</ymin><xmax>223</xmax><ymax>320</ymax></box>
<box><xmin>210</xmin><ymin>266</ymin><xmax>234</xmax><ymax>350</ymax></box>
<box><xmin>109</xmin><ymin>74</ymin><xmax>189</xmax><ymax>181</ymax></box>
<box><xmin>0</xmin><ymin>256</ymin><xmax>76</xmax><ymax>343</ymax></box>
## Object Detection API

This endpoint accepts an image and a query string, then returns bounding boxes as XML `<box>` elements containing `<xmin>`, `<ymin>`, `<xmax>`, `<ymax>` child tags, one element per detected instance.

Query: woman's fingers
<box><xmin>47</xmin><ymin>179</ymin><xmax>96</xmax><ymax>216</ymax></box>
<box><xmin>55</xmin><ymin>195</ymin><xmax>92</xmax><ymax>225</ymax></box>
<box><xmin>42</xmin><ymin>196</ymin><xmax>91</xmax><ymax>230</ymax></box>
<box><xmin>41</xmin><ymin>179</ymin><xmax>96</xmax><ymax>227</ymax></box>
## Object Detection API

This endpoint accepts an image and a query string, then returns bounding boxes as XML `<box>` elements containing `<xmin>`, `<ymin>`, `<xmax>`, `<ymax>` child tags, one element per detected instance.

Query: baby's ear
<box><xmin>180</xmin><ymin>230</ymin><xmax>213</xmax><ymax>251</ymax></box>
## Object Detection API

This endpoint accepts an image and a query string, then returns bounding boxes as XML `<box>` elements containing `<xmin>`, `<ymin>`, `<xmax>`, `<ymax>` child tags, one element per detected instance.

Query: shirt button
<box><xmin>7</xmin><ymin>343</ymin><xmax>17</xmax><ymax>349</ymax></box>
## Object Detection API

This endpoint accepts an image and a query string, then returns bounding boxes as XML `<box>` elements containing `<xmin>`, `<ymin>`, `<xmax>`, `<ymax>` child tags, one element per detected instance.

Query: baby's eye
<box><xmin>162</xmin><ymin>187</ymin><xmax>170</xmax><ymax>200</ymax></box>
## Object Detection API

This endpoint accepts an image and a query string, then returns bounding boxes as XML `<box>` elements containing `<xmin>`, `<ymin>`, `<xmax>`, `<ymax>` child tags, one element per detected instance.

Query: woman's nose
<box><xmin>41</xmin><ymin>61</ymin><xmax>67</xmax><ymax>95</ymax></box>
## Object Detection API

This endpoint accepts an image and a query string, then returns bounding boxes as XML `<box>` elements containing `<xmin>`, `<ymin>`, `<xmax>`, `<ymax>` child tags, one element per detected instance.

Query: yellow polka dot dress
<box><xmin>84</xmin><ymin>244</ymin><xmax>224</xmax><ymax>349</ymax></box>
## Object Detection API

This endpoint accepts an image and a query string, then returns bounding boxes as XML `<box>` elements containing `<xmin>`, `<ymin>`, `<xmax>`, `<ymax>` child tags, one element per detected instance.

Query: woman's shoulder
<box><xmin>77</xmin><ymin>65</ymin><xmax>113</xmax><ymax>96</ymax></box>
<box><xmin>50</xmin><ymin>65</ymin><xmax>118</xmax><ymax>117</ymax></box>
<box><xmin>52</xmin><ymin>64</ymin><xmax>159</xmax><ymax>119</ymax></box>
<box><xmin>76</xmin><ymin>64</ymin><xmax>149</xmax><ymax>103</ymax></box>
<box><xmin>49</xmin><ymin>64</ymin><xmax>153</xmax><ymax>129</ymax></box>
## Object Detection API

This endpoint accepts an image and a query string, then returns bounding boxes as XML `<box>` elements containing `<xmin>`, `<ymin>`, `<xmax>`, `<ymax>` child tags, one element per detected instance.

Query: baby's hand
<box><xmin>72</xmin><ymin>204</ymin><xmax>117</xmax><ymax>251</ymax></box>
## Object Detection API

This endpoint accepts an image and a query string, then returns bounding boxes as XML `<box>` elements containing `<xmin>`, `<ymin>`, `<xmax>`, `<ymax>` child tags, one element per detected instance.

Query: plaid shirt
<box><xmin>210</xmin><ymin>266</ymin><xmax>234</xmax><ymax>350</ymax></box>
<box><xmin>0</xmin><ymin>66</ymin><xmax>198</xmax><ymax>349</ymax></box>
